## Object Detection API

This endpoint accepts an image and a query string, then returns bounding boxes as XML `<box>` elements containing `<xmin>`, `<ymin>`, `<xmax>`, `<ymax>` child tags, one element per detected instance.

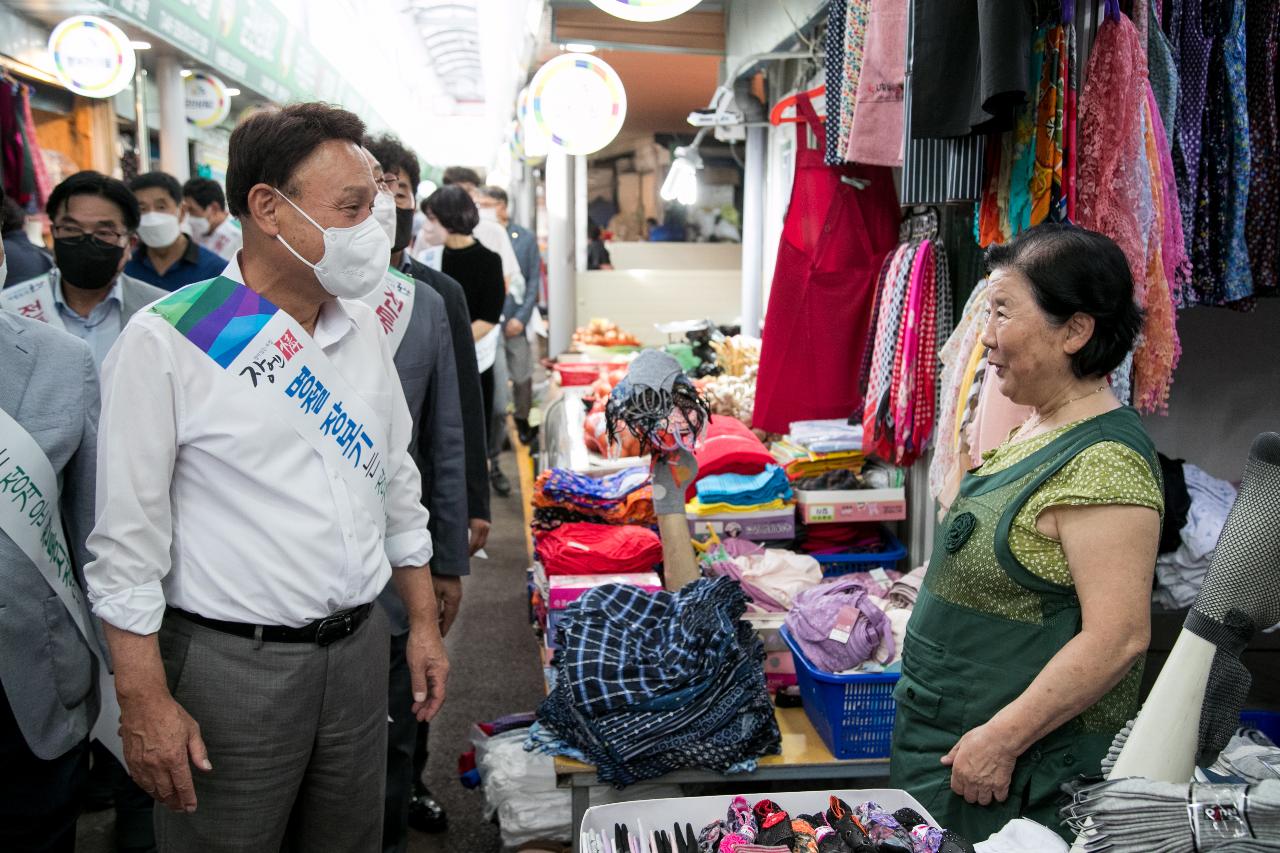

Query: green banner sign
<box><xmin>107</xmin><ymin>0</ymin><xmax>383</xmax><ymax>127</ymax></box>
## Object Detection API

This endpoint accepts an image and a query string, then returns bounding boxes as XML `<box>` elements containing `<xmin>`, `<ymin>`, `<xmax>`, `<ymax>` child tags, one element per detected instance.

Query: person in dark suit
<box><xmin>365</xmin><ymin>136</ymin><xmax>490</xmax><ymax>847</ymax></box>
<box><xmin>1</xmin><ymin>195</ymin><xmax>53</xmax><ymax>285</ymax></box>
<box><xmin>0</xmin><ymin>298</ymin><xmax>101</xmax><ymax>852</ymax></box>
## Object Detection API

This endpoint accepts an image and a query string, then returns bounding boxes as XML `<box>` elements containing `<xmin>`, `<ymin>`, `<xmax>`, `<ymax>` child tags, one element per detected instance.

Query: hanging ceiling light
<box><xmin>587</xmin><ymin>0</ymin><xmax>703</xmax><ymax>23</ymax></box>
<box><xmin>659</xmin><ymin>129</ymin><xmax>706</xmax><ymax>206</ymax></box>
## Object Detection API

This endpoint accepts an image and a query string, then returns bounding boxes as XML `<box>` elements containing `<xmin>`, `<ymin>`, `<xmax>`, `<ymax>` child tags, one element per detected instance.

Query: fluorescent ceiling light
<box><xmin>224</xmin><ymin>87</ymin><xmax>241</xmax><ymax>96</ymax></box>
<box><xmin>180</xmin><ymin>69</ymin><xmax>193</xmax><ymax>77</ymax></box>
<box><xmin>129</xmin><ymin>40</ymin><xmax>151</xmax><ymax>49</ymax></box>
<box><xmin>564</xmin><ymin>43</ymin><xmax>596</xmax><ymax>53</ymax></box>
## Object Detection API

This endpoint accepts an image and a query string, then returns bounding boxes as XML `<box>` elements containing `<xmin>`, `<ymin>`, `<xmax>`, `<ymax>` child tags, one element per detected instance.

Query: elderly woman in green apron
<box><xmin>889</xmin><ymin>224</ymin><xmax>1164</xmax><ymax>843</ymax></box>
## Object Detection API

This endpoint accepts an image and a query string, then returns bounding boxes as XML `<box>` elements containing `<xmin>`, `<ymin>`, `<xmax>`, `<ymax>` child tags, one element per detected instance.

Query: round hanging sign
<box><xmin>529</xmin><ymin>54</ymin><xmax>626</xmax><ymax>156</ymax></box>
<box><xmin>587</xmin><ymin>0</ymin><xmax>703</xmax><ymax>23</ymax></box>
<box><xmin>185</xmin><ymin>72</ymin><xmax>231</xmax><ymax>128</ymax></box>
<box><xmin>48</xmin><ymin>15</ymin><xmax>137</xmax><ymax>99</ymax></box>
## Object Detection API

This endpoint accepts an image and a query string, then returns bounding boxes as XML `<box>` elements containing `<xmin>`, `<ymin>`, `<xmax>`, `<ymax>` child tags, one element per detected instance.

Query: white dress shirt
<box><xmin>194</xmin><ymin>217</ymin><xmax>243</xmax><ymax>262</ymax></box>
<box><xmin>52</xmin><ymin>275</ymin><xmax>123</xmax><ymax>371</ymax></box>
<box><xmin>85</xmin><ymin>255</ymin><xmax>431</xmax><ymax>633</ymax></box>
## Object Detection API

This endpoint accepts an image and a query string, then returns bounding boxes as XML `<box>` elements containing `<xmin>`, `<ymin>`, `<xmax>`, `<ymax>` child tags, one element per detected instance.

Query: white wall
<box><xmin>1142</xmin><ymin>300</ymin><xmax>1280</xmax><ymax>482</ymax></box>
<box><xmin>725</xmin><ymin>0</ymin><xmax>826</xmax><ymax>75</ymax></box>
<box><xmin>576</xmin><ymin>269</ymin><xmax>743</xmax><ymax>345</ymax></box>
<box><xmin>605</xmin><ymin>242</ymin><xmax>742</xmax><ymax>270</ymax></box>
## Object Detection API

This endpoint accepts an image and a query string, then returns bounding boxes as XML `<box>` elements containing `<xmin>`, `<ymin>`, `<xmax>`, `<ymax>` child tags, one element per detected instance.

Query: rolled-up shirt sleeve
<box><xmin>380</xmin><ymin>331</ymin><xmax>433</xmax><ymax>570</ymax></box>
<box><xmin>85</xmin><ymin>321</ymin><xmax>180</xmax><ymax>635</ymax></box>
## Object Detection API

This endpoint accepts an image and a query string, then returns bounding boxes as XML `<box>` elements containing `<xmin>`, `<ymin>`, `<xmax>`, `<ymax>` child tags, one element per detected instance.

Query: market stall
<box><xmin>490</xmin><ymin>1</ymin><xmax>1280</xmax><ymax>850</ymax></box>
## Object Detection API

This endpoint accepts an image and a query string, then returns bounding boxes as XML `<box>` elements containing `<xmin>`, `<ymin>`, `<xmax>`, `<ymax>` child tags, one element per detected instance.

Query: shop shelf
<box><xmin>781</xmin><ymin>624</ymin><xmax>900</xmax><ymax>761</ymax></box>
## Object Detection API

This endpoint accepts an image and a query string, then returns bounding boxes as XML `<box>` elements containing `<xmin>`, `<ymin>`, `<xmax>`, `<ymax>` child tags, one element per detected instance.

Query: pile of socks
<box><xmin>692</xmin><ymin>795</ymin><xmax>972</xmax><ymax>853</ymax></box>
<box><xmin>528</xmin><ymin>577</ymin><xmax>781</xmax><ymax>786</ymax></box>
<box><xmin>1061</xmin><ymin>778</ymin><xmax>1280</xmax><ymax>852</ymax></box>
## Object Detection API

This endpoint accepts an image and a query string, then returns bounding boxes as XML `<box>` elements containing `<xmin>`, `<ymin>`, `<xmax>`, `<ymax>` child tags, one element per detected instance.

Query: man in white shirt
<box><xmin>181</xmin><ymin>177</ymin><xmax>243</xmax><ymax>262</ymax></box>
<box><xmin>85</xmin><ymin>102</ymin><xmax>448</xmax><ymax>853</ymax></box>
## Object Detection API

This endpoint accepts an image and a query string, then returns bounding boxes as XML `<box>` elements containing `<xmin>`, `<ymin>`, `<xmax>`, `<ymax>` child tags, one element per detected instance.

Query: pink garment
<box><xmin>845</xmin><ymin>0</ymin><xmax>907</xmax><ymax>167</ymax></box>
<box><xmin>967</xmin><ymin>361</ymin><xmax>1034</xmax><ymax>465</ymax></box>
<box><xmin>1077</xmin><ymin>15</ymin><xmax>1180</xmax><ymax>413</ymax></box>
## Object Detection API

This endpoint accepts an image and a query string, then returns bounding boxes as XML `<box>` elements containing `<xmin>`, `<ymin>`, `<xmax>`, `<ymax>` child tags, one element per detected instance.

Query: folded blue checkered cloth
<box><xmin>529</xmin><ymin>577</ymin><xmax>781</xmax><ymax>786</ymax></box>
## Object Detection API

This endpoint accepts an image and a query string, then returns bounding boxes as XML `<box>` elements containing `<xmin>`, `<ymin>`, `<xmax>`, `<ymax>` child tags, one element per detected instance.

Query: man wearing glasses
<box><xmin>2</xmin><ymin>172</ymin><xmax>167</xmax><ymax>370</ymax></box>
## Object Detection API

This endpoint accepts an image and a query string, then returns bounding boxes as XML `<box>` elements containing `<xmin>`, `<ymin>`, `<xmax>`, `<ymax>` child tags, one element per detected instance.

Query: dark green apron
<box><xmin>888</xmin><ymin>408</ymin><xmax>1159</xmax><ymax>843</ymax></box>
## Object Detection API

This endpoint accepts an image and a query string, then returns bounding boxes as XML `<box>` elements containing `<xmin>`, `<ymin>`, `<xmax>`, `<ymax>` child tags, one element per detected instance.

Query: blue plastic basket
<box><xmin>780</xmin><ymin>623</ymin><xmax>900</xmax><ymax>760</ymax></box>
<box><xmin>811</xmin><ymin>529</ymin><xmax>908</xmax><ymax>578</ymax></box>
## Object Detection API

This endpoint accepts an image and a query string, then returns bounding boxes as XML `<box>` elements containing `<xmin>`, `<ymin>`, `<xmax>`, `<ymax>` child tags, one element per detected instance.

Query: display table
<box><xmin>554</xmin><ymin>705</ymin><xmax>891</xmax><ymax>851</ymax></box>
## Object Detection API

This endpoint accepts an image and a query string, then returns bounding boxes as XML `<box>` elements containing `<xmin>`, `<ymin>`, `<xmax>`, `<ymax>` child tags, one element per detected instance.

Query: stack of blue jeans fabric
<box><xmin>526</xmin><ymin>577</ymin><xmax>781</xmax><ymax>786</ymax></box>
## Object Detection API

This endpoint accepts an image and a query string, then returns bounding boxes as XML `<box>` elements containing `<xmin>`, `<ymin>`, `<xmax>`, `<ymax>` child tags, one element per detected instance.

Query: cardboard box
<box><xmin>548</xmin><ymin>572</ymin><xmax>663</xmax><ymax>610</ymax></box>
<box><xmin>795</xmin><ymin>488</ymin><xmax>907</xmax><ymax>524</ymax></box>
<box><xmin>687</xmin><ymin>505</ymin><xmax>796</xmax><ymax>541</ymax></box>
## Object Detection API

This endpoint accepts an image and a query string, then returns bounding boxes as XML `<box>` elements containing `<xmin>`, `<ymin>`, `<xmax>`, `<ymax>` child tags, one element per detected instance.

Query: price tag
<box><xmin>828</xmin><ymin>606</ymin><xmax>859</xmax><ymax>644</ymax></box>
<box><xmin>1187</xmin><ymin>784</ymin><xmax>1254</xmax><ymax>848</ymax></box>
<box><xmin>809</xmin><ymin>505</ymin><xmax>835</xmax><ymax>522</ymax></box>
<box><xmin>870</xmin><ymin>568</ymin><xmax>890</xmax><ymax>585</ymax></box>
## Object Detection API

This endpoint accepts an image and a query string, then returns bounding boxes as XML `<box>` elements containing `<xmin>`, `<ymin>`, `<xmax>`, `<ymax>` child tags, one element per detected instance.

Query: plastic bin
<box><xmin>1241</xmin><ymin>710</ymin><xmax>1280</xmax><ymax>745</ymax></box>
<box><xmin>781</xmin><ymin>624</ymin><xmax>900</xmax><ymax>760</ymax></box>
<box><xmin>553</xmin><ymin>363</ymin><xmax>608</xmax><ymax>387</ymax></box>
<box><xmin>811</xmin><ymin>529</ymin><xmax>907</xmax><ymax>577</ymax></box>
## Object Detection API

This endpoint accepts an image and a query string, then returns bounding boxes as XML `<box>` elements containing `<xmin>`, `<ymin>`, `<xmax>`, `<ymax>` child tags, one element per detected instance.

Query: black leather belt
<box><xmin>167</xmin><ymin>603</ymin><xmax>373</xmax><ymax>647</ymax></box>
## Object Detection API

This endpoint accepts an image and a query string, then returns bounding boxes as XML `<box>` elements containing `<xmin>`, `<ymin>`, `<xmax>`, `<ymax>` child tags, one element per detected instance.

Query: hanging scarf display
<box><xmin>1077</xmin><ymin>12</ymin><xmax>1185</xmax><ymax>413</ymax></box>
<box><xmin>861</xmin><ymin>210</ymin><xmax>952</xmax><ymax>467</ymax></box>
<box><xmin>974</xmin><ymin>12</ymin><xmax>1075</xmax><ymax>248</ymax></box>
<box><xmin>1245</xmin><ymin>0</ymin><xmax>1279</xmax><ymax>297</ymax></box>
<box><xmin>837</xmin><ymin>0</ymin><xmax>873</xmax><ymax>161</ymax></box>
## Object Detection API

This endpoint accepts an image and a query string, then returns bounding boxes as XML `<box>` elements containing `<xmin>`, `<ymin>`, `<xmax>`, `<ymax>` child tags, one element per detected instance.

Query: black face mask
<box><xmin>54</xmin><ymin>236</ymin><xmax>126</xmax><ymax>291</ymax></box>
<box><xmin>393</xmin><ymin>207</ymin><xmax>415</xmax><ymax>253</ymax></box>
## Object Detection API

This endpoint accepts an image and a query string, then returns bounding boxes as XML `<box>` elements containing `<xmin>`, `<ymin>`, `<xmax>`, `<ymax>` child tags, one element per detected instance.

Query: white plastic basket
<box><xmin>580</xmin><ymin>788</ymin><xmax>938</xmax><ymax>845</ymax></box>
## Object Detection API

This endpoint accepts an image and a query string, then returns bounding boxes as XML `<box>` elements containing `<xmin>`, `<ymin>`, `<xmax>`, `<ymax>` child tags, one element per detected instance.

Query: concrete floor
<box><xmin>77</xmin><ymin>449</ymin><xmax>547</xmax><ymax>853</ymax></box>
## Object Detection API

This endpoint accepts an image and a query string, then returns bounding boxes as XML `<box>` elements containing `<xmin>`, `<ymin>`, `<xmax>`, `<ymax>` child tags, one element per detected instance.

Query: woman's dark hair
<box><xmin>129</xmin><ymin>171</ymin><xmax>183</xmax><ymax>205</ymax></box>
<box><xmin>226</xmin><ymin>103</ymin><xmax>366</xmax><ymax>218</ymax></box>
<box><xmin>423</xmin><ymin>186</ymin><xmax>479</xmax><ymax>235</ymax></box>
<box><xmin>46</xmin><ymin>171</ymin><xmax>141</xmax><ymax>231</ymax></box>
<box><xmin>985</xmin><ymin>223</ymin><xmax>1143</xmax><ymax>379</ymax></box>
<box><xmin>441</xmin><ymin>166</ymin><xmax>482</xmax><ymax>188</ymax></box>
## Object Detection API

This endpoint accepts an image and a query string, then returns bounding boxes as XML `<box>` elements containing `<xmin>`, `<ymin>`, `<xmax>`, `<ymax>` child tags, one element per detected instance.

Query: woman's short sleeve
<box><xmin>1010</xmin><ymin>441</ymin><xmax>1164</xmax><ymax>586</ymax></box>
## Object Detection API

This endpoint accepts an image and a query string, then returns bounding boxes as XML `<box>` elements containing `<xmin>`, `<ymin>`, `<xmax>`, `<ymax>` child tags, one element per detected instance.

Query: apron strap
<box><xmin>795</xmin><ymin>91</ymin><xmax>826</xmax><ymax>150</ymax></box>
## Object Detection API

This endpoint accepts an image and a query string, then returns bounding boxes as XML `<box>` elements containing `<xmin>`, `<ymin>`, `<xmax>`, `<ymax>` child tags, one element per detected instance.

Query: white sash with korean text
<box><xmin>357</xmin><ymin>266</ymin><xmax>416</xmax><ymax>355</ymax></box>
<box><xmin>0</xmin><ymin>271</ymin><xmax>67</xmax><ymax>332</ymax></box>
<box><xmin>153</xmin><ymin>277</ymin><xmax>390</xmax><ymax>527</ymax></box>
<box><xmin>0</xmin><ymin>406</ymin><xmax>93</xmax><ymax>645</ymax></box>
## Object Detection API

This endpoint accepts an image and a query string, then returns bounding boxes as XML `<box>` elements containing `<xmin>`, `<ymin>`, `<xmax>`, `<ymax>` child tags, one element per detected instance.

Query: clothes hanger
<box><xmin>770</xmin><ymin>84</ymin><xmax>826</xmax><ymax>125</ymax></box>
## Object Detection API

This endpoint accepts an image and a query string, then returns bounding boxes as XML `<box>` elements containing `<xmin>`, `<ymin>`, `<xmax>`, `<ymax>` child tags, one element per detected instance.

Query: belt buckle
<box><xmin>315</xmin><ymin>611</ymin><xmax>353</xmax><ymax>647</ymax></box>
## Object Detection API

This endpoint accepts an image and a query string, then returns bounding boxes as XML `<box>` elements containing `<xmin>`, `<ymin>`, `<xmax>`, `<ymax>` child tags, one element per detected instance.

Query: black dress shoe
<box><xmin>491</xmin><ymin>467</ymin><xmax>512</xmax><ymax>497</ymax></box>
<box><xmin>407</xmin><ymin>785</ymin><xmax>448</xmax><ymax>834</ymax></box>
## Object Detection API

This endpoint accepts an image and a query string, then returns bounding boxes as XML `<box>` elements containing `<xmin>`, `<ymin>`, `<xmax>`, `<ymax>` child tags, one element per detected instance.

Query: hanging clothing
<box><xmin>890</xmin><ymin>408</ymin><xmax>1162</xmax><ymax>844</ymax></box>
<box><xmin>845</xmin><ymin>0</ymin><xmax>907</xmax><ymax>167</ymax></box>
<box><xmin>909</xmin><ymin>0</ymin><xmax>1035</xmax><ymax>138</ymax></box>
<box><xmin>837</xmin><ymin>0</ymin><xmax>874</xmax><ymax>160</ymax></box>
<box><xmin>824</xmin><ymin>0</ymin><xmax>850</xmax><ymax>166</ymax></box>
<box><xmin>1245</xmin><ymin>0</ymin><xmax>1279</xmax><ymax>296</ymax></box>
<box><xmin>752</xmin><ymin>92</ymin><xmax>898</xmax><ymax>435</ymax></box>
<box><xmin>1146</xmin><ymin>0</ymin><xmax>1180</xmax><ymax>149</ymax></box>
<box><xmin>0</xmin><ymin>82</ymin><xmax>27</xmax><ymax>206</ymax></box>
<box><xmin>1077</xmin><ymin>13</ymin><xmax>1183</xmax><ymax>412</ymax></box>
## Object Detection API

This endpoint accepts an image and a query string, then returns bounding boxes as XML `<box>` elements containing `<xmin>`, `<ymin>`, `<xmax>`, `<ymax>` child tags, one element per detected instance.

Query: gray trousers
<box><xmin>489</xmin><ymin>332</ymin><xmax>534</xmax><ymax>460</ymax></box>
<box><xmin>154</xmin><ymin>606</ymin><xmax>390</xmax><ymax>853</ymax></box>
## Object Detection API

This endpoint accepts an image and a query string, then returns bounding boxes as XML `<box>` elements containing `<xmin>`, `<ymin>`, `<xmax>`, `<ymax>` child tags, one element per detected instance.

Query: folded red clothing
<box><xmin>537</xmin><ymin>522</ymin><xmax>665</xmax><ymax>576</ymax></box>
<box><xmin>688</xmin><ymin>416</ymin><xmax>775</xmax><ymax>500</ymax></box>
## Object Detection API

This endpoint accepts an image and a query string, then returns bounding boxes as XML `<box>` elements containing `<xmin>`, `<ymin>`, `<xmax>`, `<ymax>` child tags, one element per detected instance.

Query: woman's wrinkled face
<box><xmin>980</xmin><ymin>268</ymin><xmax>1073</xmax><ymax>406</ymax></box>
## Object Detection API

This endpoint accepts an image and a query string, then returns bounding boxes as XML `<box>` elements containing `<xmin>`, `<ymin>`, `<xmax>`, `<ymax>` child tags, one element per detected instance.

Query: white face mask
<box><xmin>478</xmin><ymin>207</ymin><xmax>498</xmax><ymax>223</ymax></box>
<box><xmin>372</xmin><ymin>190</ymin><xmax>397</xmax><ymax>246</ymax></box>
<box><xmin>419</xmin><ymin>216</ymin><xmax>446</xmax><ymax>248</ymax></box>
<box><xmin>273</xmin><ymin>188</ymin><xmax>390</xmax><ymax>299</ymax></box>
<box><xmin>187</xmin><ymin>215</ymin><xmax>210</xmax><ymax>237</ymax></box>
<box><xmin>137</xmin><ymin>211</ymin><xmax>183</xmax><ymax>248</ymax></box>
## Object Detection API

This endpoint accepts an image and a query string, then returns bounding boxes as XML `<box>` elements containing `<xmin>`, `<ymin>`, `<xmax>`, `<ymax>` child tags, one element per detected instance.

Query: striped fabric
<box><xmin>900</xmin><ymin>0</ymin><xmax>986</xmax><ymax>204</ymax></box>
<box><xmin>150</xmin><ymin>277</ymin><xmax>277</xmax><ymax>368</ymax></box>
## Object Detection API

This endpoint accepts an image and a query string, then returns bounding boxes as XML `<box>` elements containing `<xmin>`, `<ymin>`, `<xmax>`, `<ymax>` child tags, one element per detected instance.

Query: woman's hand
<box><xmin>941</xmin><ymin>722</ymin><xmax>1020</xmax><ymax>806</ymax></box>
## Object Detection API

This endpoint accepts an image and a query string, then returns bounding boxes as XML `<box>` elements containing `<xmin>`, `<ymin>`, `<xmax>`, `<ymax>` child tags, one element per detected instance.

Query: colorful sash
<box><xmin>150</xmin><ymin>277</ymin><xmax>390</xmax><ymax>525</ymax></box>
<box><xmin>0</xmin><ymin>271</ymin><xmax>66</xmax><ymax>332</ymax></box>
<box><xmin>357</xmin><ymin>266</ymin><xmax>416</xmax><ymax>355</ymax></box>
